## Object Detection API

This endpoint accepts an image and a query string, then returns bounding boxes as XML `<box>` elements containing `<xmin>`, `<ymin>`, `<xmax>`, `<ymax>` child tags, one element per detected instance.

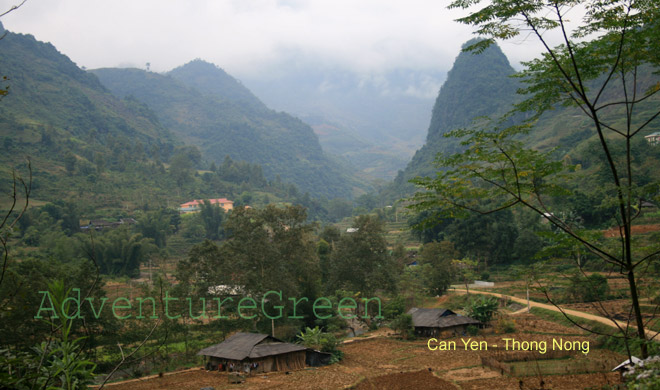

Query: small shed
<box><xmin>198</xmin><ymin>332</ymin><xmax>307</xmax><ymax>373</ymax></box>
<box><xmin>407</xmin><ymin>308</ymin><xmax>481</xmax><ymax>338</ymax></box>
<box><xmin>305</xmin><ymin>349</ymin><xmax>333</xmax><ymax>367</ymax></box>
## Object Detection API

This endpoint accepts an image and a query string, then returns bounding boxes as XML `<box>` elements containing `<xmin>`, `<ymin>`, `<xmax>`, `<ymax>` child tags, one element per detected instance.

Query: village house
<box><xmin>407</xmin><ymin>307</ymin><xmax>481</xmax><ymax>338</ymax></box>
<box><xmin>645</xmin><ymin>131</ymin><xmax>660</xmax><ymax>145</ymax></box>
<box><xmin>198</xmin><ymin>332</ymin><xmax>308</xmax><ymax>373</ymax></box>
<box><xmin>179</xmin><ymin>198</ymin><xmax>234</xmax><ymax>214</ymax></box>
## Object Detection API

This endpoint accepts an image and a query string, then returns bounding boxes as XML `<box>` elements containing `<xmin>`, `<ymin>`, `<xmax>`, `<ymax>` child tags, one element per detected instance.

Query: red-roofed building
<box><xmin>179</xmin><ymin>198</ymin><xmax>234</xmax><ymax>214</ymax></box>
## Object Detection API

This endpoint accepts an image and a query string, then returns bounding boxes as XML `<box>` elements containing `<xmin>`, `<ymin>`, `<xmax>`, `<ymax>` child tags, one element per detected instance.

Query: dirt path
<box><xmin>451</xmin><ymin>288</ymin><xmax>659</xmax><ymax>340</ymax></box>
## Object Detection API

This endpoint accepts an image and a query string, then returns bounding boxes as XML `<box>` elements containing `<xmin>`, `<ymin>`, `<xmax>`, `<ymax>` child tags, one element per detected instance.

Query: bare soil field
<box><xmin>563</xmin><ymin>300</ymin><xmax>636</xmax><ymax>318</ymax></box>
<box><xmin>602</xmin><ymin>224</ymin><xmax>660</xmax><ymax>237</ymax></box>
<box><xmin>562</xmin><ymin>299</ymin><xmax>659</xmax><ymax>328</ymax></box>
<box><xmin>100</xmin><ymin>314</ymin><xmax>624</xmax><ymax>390</ymax></box>
<box><xmin>354</xmin><ymin>369</ymin><xmax>457</xmax><ymax>389</ymax></box>
<box><xmin>458</xmin><ymin>372</ymin><xmax>622</xmax><ymax>390</ymax></box>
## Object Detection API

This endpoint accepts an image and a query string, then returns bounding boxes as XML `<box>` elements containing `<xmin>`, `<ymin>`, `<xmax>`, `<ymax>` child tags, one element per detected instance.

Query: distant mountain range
<box><xmin>5</xmin><ymin>19</ymin><xmax>655</xmax><ymax>210</ymax></box>
<box><xmin>242</xmin><ymin>66</ymin><xmax>444</xmax><ymax>180</ymax></box>
<box><xmin>0</xmin><ymin>19</ymin><xmax>372</xmax><ymax>201</ymax></box>
<box><xmin>91</xmin><ymin>60</ymin><xmax>370</xmax><ymax>199</ymax></box>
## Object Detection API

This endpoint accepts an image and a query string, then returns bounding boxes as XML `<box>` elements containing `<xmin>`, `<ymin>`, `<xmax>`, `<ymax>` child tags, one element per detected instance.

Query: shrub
<box><xmin>382</xmin><ymin>295</ymin><xmax>406</xmax><ymax>320</ymax></box>
<box><xmin>625</xmin><ymin>356</ymin><xmax>660</xmax><ymax>389</ymax></box>
<box><xmin>466</xmin><ymin>325</ymin><xmax>479</xmax><ymax>336</ymax></box>
<box><xmin>390</xmin><ymin>314</ymin><xmax>414</xmax><ymax>339</ymax></box>
<box><xmin>566</xmin><ymin>273</ymin><xmax>609</xmax><ymax>303</ymax></box>
<box><xmin>496</xmin><ymin>317</ymin><xmax>516</xmax><ymax>333</ymax></box>
<box><xmin>465</xmin><ymin>296</ymin><xmax>499</xmax><ymax>324</ymax></box>
<box><xmin>298</xmin><ymin>326</ymin><xmax>340</xmax><ymax>353</ymax></box>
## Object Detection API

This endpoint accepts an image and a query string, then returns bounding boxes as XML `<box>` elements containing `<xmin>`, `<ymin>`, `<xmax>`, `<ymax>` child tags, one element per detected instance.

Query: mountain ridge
<box><xmin>383</xmin><ymin>39</ymin><xmax>519</xmax><ymax>200</ymax></box>
<box><xmin>91</xmin><ymin>62</ymin><xmax>370</xmax><ymax>199</ymax></box>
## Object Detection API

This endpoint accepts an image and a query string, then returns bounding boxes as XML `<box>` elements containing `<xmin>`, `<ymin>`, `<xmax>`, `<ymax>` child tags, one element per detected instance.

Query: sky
<box><xmin>0</xmin><ymin>0</ymin><xmax>563</xmax><ymax>80</ymax></box>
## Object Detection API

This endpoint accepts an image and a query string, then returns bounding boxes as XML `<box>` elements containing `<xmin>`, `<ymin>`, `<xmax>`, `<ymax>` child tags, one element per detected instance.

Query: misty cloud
<box><xmin>0</xmin><ymin>0</ymin><xmax>554</xmax><ymax>78</ymax></box>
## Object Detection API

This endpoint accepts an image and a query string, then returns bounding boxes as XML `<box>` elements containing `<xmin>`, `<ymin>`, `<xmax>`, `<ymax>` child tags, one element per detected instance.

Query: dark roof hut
<box><xmin>197</xmin><ymin>332</ymin><xmax>307</xmax><ymax>373</ymax></box>
<box><xmin>305</xmin><ymin>349</ymin><xmax>333</xmax><ymax>367</ymax></box>
<box><xmin>407</xmin><ymin>308</ymin><xmax>481</xmax><ymax>338</ymax></box>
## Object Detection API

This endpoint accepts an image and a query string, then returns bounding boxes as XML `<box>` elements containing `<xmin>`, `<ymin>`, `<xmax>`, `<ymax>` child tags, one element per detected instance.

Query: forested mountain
<box><xmin>383</xmin><ymin>38</ymin><xmax>660</xmax><ymax>202</ymax></box>
<box><xmin>0</xmin><ymin>26</ymin><xmax>353</xmax><ymax>215</ymax></box>
<box><xmin>168</xmin><ymin>59</ymin><xmax>265</xmax><ymax>110</ymax></box>
<box><xmin>92</xmin><ymin>62</ymin><xmax>369</xmax><ymax>199</ymax></box>
<box><xmin>0</xmin><ymin>27</ymin><xmax>174</xmax><ymax>147</ymax></box>
<box><xmin>384</xmin><ymin>39</ymin><xmax>518</xmax><ymax>199</ymax></box>
<box><xmin>0</xmin><ymin>26</ymin><xmax>179</xmax><ymax>206</ymax></box>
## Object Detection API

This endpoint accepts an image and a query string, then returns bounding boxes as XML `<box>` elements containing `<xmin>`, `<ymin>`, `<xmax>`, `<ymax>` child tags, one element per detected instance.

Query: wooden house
<box><xmin>198</xmin><ymin>332</ymin><xmax>307</xmax><ymax>373</ymax></box>
<box><xmin>407</xmin><ymin>308</ymin><xmax>481</xmax><ymax>338</ymax></box>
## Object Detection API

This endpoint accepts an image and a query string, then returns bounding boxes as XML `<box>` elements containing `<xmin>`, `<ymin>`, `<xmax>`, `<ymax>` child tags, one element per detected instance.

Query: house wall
<box><xmin>414</xmin><ymin>325</ymin><xmax>472</xmax><ymax>338</ymax></box>
<box><xmin>206</xmin><ymin>351</ymin><xmax>306</xmax><ymax>373</ymax></box>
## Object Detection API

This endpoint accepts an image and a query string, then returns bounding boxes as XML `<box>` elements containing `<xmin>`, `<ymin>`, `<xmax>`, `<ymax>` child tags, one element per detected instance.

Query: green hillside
<box><xmin>91</xmin><ymin>63</ymin><xmax>370</xmax><ymax>199</ymax></box>
<box><xmin>383</xmin><ymin>39</ymin><xmax>660</xmax><ymax>201</ymax></box>
<box><xmin>0</xmin><ymin>29</ymin><xmax>180</xmax><ymax>208</ymax></box>
<box><xmin>168</xmin><ymin>59</ymin><xmax>265</xmax><ymax>109</ymax></box>
<box><xmin>383</xmin><ymin>39</ymin><xmax>519</xmax><ymax>200</ymax></box>
<box><xmin>0</xmin><ymin>28</ymin><xmax>345</xmax><ymax>216</ymax></box>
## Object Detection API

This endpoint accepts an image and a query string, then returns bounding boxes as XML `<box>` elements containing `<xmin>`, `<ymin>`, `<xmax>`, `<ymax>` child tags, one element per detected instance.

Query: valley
<box><xmin>1</xmin><ymin>2</ymin><xmax>660</xmax><ymax>389</ymax></box>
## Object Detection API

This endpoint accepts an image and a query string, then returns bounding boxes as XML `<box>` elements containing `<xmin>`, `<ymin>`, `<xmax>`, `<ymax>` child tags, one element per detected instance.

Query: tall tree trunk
<box><xmin>627</xmin><ymin>268</ymin><xmax>648</xmax><ymax>358</ymax></box>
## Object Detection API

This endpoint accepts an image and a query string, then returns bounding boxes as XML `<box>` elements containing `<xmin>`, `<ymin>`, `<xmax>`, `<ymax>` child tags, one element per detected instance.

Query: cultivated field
<box><xmin>99</xmin><ymin>313</ymin><xmax>624</xmax><ymax>390</ymax></box>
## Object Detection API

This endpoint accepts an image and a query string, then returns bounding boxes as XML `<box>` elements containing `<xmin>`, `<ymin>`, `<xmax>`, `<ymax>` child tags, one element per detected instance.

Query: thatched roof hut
<box><xmin>198</xmin><ymin>332</ymin><xmax>307</xmax><ymax>373</ymax></box>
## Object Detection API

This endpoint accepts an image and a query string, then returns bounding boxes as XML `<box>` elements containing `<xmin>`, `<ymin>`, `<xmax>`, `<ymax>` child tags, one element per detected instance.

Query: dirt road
<box><xmin>451</xmin><ymin>288</ymin><xmax>659</xmax><ymax>340</ymax></box>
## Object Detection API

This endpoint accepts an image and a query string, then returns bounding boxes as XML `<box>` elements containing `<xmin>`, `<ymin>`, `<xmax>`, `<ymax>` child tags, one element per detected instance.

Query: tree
<box><xmin>566</xmin><ymin>272</ymin><xmax>610</xmax><ymax>303</ymax></box>
<box><xmin>413</xmin><ymin>0</ymin><xmax>660</xmax><ymax>357</ymax></box>
<box><xmin>452</xmin><ymin>258</ymin><xmax>477</xmax><ymax>296</ymax></box>
<box><xmin>418</xmin><ymin>241</ymin><xmax>455</xmax><ymax>296</ymax></box>
<box><xmin>63</xmin><ymin>151</ymin><xmax>76</xmax><ymax>175</ymax></box>
<box><xmin>327</xmin><ymin>198</ymin><xmax>353</xmax><ymax>222</ymax></box>
<box><xmin>390</xmin><ymin>314</ymin><xmax>414</xmax><ymax>339</ymax></box>
<box><xmin>447</xmin><ymin>209</ymin><xmax>518</xmax><ymax>269</ymax></box>
<box><xmin>297</xmin><ymin>326</ymin><xmax>339</xmax><ymax>353</ymax></box>
<box><xmin>199</xmin><ymin>199</ymin><xmax>225</xmax><ymax>240</ymax></box>
<box><xmin>138</xmin><ymin>209</ymin><xmax>172</xmax><ymax>247</ymax></box>
<box><xmin>398</xmin><ymin>265</ymin><xmax>431</xmax><ymax>307</ymax></box>
<box><xmin>0</xmin><ymin>161</ymin><xmax>30</xmax><ymax>291</ymax></box>
<box><xmin>221</xmin><ymin>205</ymin><xmax>321</xmax><ymax>322</ymax></box>
<box><xmin>168</xmin><ymin>146</ymin><xmax>201</xmax><ymax>187</ymax></box>
<box><xmin>79</xmin><ymin>229</ymin><xmax>157</xmax><ymax>277</ymax></box>
<box><xmin>325</xmin><ymin>215</ymin><xmax>396</xmax><ymax>295</ymax></box>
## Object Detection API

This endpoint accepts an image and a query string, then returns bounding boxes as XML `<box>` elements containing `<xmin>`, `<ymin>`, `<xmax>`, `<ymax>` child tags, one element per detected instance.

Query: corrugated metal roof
<box><xmin>197</xmin><ymin>332</ymin><xmax>305</xmax><ymax>360</ymax></box>
<box><xmin>407</xmin><ymin>308</ymin><xmax>479</xmax><ymax>328</ymax></box>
